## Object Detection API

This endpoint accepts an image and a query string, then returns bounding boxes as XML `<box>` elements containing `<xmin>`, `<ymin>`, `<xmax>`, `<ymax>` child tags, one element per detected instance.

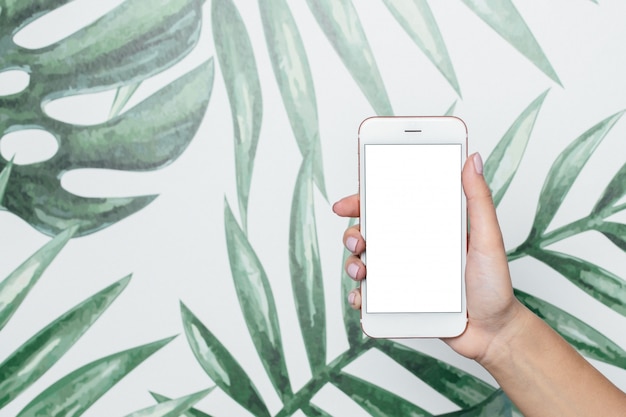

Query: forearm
<box><xmin>479</xmin><ymin>303</ymin><xmax>626</xmax><ymax>416</ymax></box>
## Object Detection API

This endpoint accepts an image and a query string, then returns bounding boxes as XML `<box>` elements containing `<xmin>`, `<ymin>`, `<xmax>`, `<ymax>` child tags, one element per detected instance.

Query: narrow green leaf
<box><xmin>333</xmin><ymin>372</ymin><xmax>432</xmax><ymax>417</ymax></box>
<box><xmin>530</xmin><ymin>248</ymin><xmax>626</xmax><ymax>316</ymax></box>
<box><xmin>212</xmin><ymin>0</ymin><xmax>263</xmax><ymax>233</ymax></box>
<box><xmin>0</xmin><ymin>275</ymin><xmax>131</xmax><ymax>408</ymax></box>
<box><xmin>124</xmin><ymin>389</ymin><xmax>212</xmax><ymax>417</ymax></box>
<box><xmin>437</xmin><ymin>390</ymin><xmax>511</xmax><ymax>417</ymax></box>
<box><xmin>382</xmin><ymin>0</ymin><xmax>461</xmax><ymax>96</ymax></box>
<box><xmin>150</xmin><ymin>392</ymin><xmax>214</xmax><ymax>417</ymax></box>
<box><xmin>484</xmin><ymin>90</ymin><xmax>548</xmax><ymax>207</ymax></box>
<box><xmin>444</xmin><ymin>101</ymin><xmax>457</xmax><ymax>116</ymax></box>
<box><xmin>592</xmin><ymin>161</ymin><xmax>626</xmax><ymax>217</ymax></box>
<box><xmin>289</xmin><ymin>159</ymin><xmax>326</xmax><ymax>374</ymax></box>
<box><xmin>306</xmin><ymin>0</ymin><xmax>393</xmax><ymax>114</ymax></box>
<box><xmin>377</xmin><ymin>340</ymin><xmax>495</xmax><ymax>409</ymax></box>
<box><xmin>180</xmin><ymin>302</ymin><xmax>270</xmax><ymax>417</ymax></box>
<box><xmin>224</xmin><ymin>198</ymin><xmax>293</xmax><ymax>400</ymax></box>
<box><xmin>109</xmin><ymin>83</ymin><xmax>141</xmax><ymax>119</ymax></box>
<box><xmin>302</xmin><ymin>403</ymin><xmax>333</xmax><ymax>417</ymax></box>
<box><xmin>0</xmin><ymin>158</ymin><xmax>12</xmax><ymax>205</ymax></box>
<box><xmin>17</xmin><ymin>336</ymin><xmax>176</xmax><ymax>417</ymax></box>
<box><xmin>0</xmin><ymin>225</ymin><xmax>77</xmax><ymax>331</ymax></box>
<box><xmin>515</xmin><ymin>288</ymin><xmax>626</xmax><ymax>368</ymax></box>
<box><xmin>461</xmin><ymin>0</ymin><xmax>561</xmax><ymax>86</ymax></box>
<box><xmin>341</xmin><ymin>217</ymin><xmax>362</xmax><ymax>347</ymax></box>
<box><xmin>258</xmin><ymin>0</ymin><xmax>327</xmax><ymax>198</ymax></box>
<box><xmin>527</xmin><ymin>111</ymin><xmax>625</xmax><ymax>239</ymax></box>
<box><xmin>594</xmin><ymin>222</ymin><xmax>626</xmax><ymax>253</ymax></box>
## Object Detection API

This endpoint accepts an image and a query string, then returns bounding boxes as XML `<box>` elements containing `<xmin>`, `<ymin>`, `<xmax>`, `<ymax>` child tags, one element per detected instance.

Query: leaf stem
<box><xmin>274</xmin><ymin>338</ymin><xmax>376</xmax><ymax>417</ymax></box>
<box><xmin>507</xmin><ymin>203</ymin><xmax>625</xmax><ymax>262</ymax></box>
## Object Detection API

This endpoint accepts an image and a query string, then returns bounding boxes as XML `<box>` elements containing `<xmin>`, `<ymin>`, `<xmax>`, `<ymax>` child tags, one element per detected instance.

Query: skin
<box><xmin>332</xmin><ymin>153</ymin><xmax>626</xmax><ymax>416</ymax></box>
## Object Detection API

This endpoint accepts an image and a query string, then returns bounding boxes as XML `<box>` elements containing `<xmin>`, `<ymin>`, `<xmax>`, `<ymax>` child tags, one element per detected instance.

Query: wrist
<box><xmin>475</xmin><ymin>299</ymin><xmax>532</xmax><ymax>371</ymax></box>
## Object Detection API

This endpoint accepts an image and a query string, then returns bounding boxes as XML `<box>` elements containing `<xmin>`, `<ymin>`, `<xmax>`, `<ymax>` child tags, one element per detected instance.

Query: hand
<box><xmin>332</xmin><ymin>153</ymin><xmax>526</xmax><ymax>362</ymax></box>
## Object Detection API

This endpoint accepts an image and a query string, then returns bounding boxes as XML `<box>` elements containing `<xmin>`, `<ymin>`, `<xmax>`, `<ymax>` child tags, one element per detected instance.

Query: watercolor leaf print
<box><xmin>306</xmin><ymin>0</ymin><xmax>394</xmax><ymax>115</ymax></box>
<box><xmin>526</xmin><ymin>111</ymin><xmax>625</xmax><ymax>240</ymax></box>
<box><xmin>123</xmin><ymin>388</ymin><xmax>212</xmax><ymax>417</ymax></box>
<box><xmin>150</xmin><ymin>391</ymin><xmax>216</xmax><ymax>417</ymax></box>
<box><xmin>16</xmin><ymin>336</ymin><xmax>175</xmax><ymax>417</ymax></box>
<box><xmin>0</xmin><ymin>160</ymin><xmax>11</xmax><ymax>205</ymax></box>
<box><xmin>211</xmin><ymin>0</ymin><xmax>263</xmax><ymax>233</ymax></box>
<box><xmin>0</xmin><ymin>0</ymin><xmax>212</xmax><ymax>237</ymax></box>
<box><xmin>0</xmin><ymin>275</ymin><xmax>130</xmax><ymax>408</ymax></box>
<box><xmin>258</xmin><ymin>0</ymin><xmax>327</xmax><ymax>199</ymax></box>
<box><xmin>0</xmin><ymin>233</ymin><xmax>175</xmax><ymax>414</ymax></box>
<box><xmin>382</xmin><ymin>0</ymin><xmax>461</xmax><ymax>97</ymax></box>
<box><xmin>181</xmin><ymin>303</ymin><xmax>270</xmax><ymax>417</ymax></box>
<box><xmin>0</xmin><ymin>226</ymin><xmax>77</xmax><ymax>331</ymax></box>
<box><xmin>483</xmin><ymin>89</ymin><xmax>549</xmax><ymax>207</ymax></box>
<box><xmin>461</xmin><ymin>0</ymin><xmax>561</xmax><ymax>85</ymax></box>
<box><xmin>289</xmin><ymin>158</ymin><xmax>326</xmax><ymax>375</ymax></box>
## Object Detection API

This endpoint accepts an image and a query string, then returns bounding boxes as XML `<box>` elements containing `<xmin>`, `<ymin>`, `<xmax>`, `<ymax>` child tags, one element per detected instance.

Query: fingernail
<box><xmin>346</xmin><ymin>236</ymin><xmax>358</xmax><ymax>252</ymax></box>
<box><xmin>348</xmin><ymin>291</ymin><xmax>357</xmax><ymax>306</ymax></box>
<box><xmin>347</xmin><ymin>263</ymin><xmax>360</xmax><ymax>279</ymax></box>
<box><xmin>473</xmin><ymin>152</ymin><xmax>484</xmax><ymax>175</ymax></box>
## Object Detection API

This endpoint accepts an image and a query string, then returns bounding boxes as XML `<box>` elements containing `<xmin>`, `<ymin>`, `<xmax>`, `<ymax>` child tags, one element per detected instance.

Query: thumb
<box><xmin>462</xmin><ymin>153</ymin><xmax>506</xmax><ymax>255</ymax></box>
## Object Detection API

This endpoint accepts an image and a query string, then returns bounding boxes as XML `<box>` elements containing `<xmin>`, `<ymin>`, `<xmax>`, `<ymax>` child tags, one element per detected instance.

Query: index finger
<box><xmin>332</xmin><ymin>194</ymin><xmax>360</xmax><ymax>217</ymax></box>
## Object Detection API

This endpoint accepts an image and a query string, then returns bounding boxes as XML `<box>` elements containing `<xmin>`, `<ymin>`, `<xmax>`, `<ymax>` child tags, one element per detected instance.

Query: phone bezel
<box><xmin>358</xmin><ymin>116</ymin><xmax>468</xmax><ymax>338</ymax></box>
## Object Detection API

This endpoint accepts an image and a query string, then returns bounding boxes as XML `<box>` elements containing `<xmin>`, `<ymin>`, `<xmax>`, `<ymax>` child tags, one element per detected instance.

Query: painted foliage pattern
<box><xmin>0</xmin><ymin>0</ymin><xmax>625</xmax><ymax>416</ymax></box>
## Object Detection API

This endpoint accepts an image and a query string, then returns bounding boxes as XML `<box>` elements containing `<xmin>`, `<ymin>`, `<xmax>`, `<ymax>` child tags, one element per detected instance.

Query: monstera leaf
<box><xmin>0</xmin><ymin>0</ymin><xmax>212</xmax><ymax>237</ymax></box>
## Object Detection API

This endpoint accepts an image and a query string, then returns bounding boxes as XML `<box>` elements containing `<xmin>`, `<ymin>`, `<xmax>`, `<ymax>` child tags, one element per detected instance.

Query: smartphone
<box><xmin>358</xmin><ymin>116</ymin><xmax>468</xmax><ymax>338</ymax></box>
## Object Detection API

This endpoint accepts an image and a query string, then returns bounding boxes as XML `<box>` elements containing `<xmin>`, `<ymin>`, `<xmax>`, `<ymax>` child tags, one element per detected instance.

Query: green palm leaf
<box><xmin>444</xmin><ymin>101</ymin><xmax>457</xmax><ymax>116</ymax></box>
<box><xmin>0</xmin><ymin>0</ymin><xmax>209</xmax><ymax>237</ymax></box>
<box><xmin>437</xmin><ymin>390</ymin><xmax>511</xmax><ymax>417</ymax></box>
<box><xmin>333</xmin><ymin>372</ymin><xmax>431</xmax><ymax>417</ymax></box>
<box><xmin>592</xmin><ymin>161</ymin><xmax>626</xmax><ymax>217</ymax></box>
<box><xmin>530</xmin><ymin>248</ymin><xmax>626</xmax><ymax>316</ymax></box>
<box><xmin>5</xmin><ymin>59</ymin><xmax>215</xmax><ymax>237</ymax></box>
<box><xmin>526</xmin><ymin>111</ymin><xmax>625</xmax><ymax>241</ymax></box>
<box><xmin>289</xmin><ymin>159</ymin><xmax>326</xmax><ymax>374</ymax></box>
<box><xmin>258</xmin><ymin>0</ymin><xmax>327</xmax><ymax>198</ymax></box>
<box><xmin>224</xmin><ymin>198</ymin><xmax>292</xmax><ymax>401</ymax></box>
<box><xmin>377</xmin><ymin>340</ymin><xmax>495</xmax><ymax>409</ymax></box>
<box><xmin>0</xmin><ymin>275</ymin><xmax>131</xmax><ymax>409</ymax></box>
<box><xmin>16</xmin><ymin>336</ymin><xmax>175</xmax><ymax>417</ymax></box>
<box><xmin>0</xmin><ymin>159</ymin><xmax>11</xmax><ymax>204</ymax></box>
<box><xmin>124</xmin><ymin>389</ymin><xmax>212</xmax><ymax>417</ymax></box>
<box><xmin>515</xmin><ymin>289</ymin><xmax>626</xmax><ymax>368</ymax></box>
<box><xmin>306</xmin><ymin>0</ymin><xmax>393</xmax><ymax>114</ymax></box>
<box><xmin>382</xmin><ymin>0</ymin><xmax>461</xmax><ymax>97</ymax></box>
<box><xmin>461</xmin><ymin>0</ymin><xmax>561</xmax><ymax>86</ymax></box>
<box><xmin>302</xmin><ymin>403</ymin><xmax>333</xmax><ymax>417</ymax></box>
<box><xmin>180</xmin><ymin>302</ymin><xmax>270</xmax><ymax>417</ymax></box>
<box><xmin>150</xmin><ymin>392</ymin><xmax>214</xmax><ymax>417</ymax></box>
<box><xmin>212</xmin><ymin>0</ymin><xmax>263</xmax><ymax>233</ymax></box>
<box><xmin>484</xmin><ymin>90</ymin><xmax>548</xmax><ymax>207</ymax></box>
<box><xmin>0</xmin><ymin>226</ymin><xmax>77</xmax><ymax>331</ymax></box>
<box><xmin>593</xmin><ymin>222</ymin><xmax>626</xmax><ymax>252</ymax></box>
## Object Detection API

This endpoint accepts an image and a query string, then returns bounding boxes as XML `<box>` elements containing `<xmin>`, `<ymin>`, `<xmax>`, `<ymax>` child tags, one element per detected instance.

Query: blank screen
<box><xmin>364</xmin><ymin>144</ymin><xmax>462</xmax><ymax>313</ymax></box>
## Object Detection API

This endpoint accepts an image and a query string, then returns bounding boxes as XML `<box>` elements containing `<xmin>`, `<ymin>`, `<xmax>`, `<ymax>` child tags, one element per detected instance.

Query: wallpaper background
<box><xmin>1</xmin><ymin>0</ymin><xmax>626</xmax><ymax>416</ymax></box>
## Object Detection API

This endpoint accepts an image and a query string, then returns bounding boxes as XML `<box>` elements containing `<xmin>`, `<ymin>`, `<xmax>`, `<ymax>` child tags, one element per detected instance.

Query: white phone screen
<box><xmin>364</xmin><ymin>143</ymin><xmax>462</xmax><ymax>313</ymax></box>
